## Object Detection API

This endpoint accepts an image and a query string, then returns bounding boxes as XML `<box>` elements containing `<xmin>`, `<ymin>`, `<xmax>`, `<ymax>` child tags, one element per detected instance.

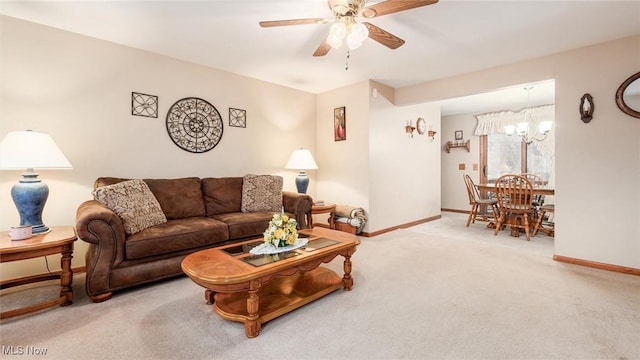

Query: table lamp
<box><xmin>285</xmin><ymin>148</ymin><xmax>318</xmax><ymax>194</ymax></box>
<box><xmin>0</xmin><ymin>130</ymin><xmax>72</xmax><ymax>234</ymax></box>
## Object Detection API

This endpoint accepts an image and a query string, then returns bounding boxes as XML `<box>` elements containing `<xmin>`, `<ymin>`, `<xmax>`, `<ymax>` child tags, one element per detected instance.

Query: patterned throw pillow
<box><xmin>92</xmin><ymin>179</ymin><xmax>167</xmax><ymax>235</ymax></box>
<box><xmin>241</xmin><ymin>174</ymin><xmax>283</xmax><ymax>213</ymax></box>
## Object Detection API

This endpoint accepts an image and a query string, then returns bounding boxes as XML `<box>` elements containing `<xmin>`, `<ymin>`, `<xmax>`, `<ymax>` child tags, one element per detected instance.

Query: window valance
<box><xmin>474</xmin><ymin>104</ymin><xmax>555</xmax><ymax>159</ymax></box>
<box><xmin>474</xmin><ymin>105</ymin><xmax>555</xmax><ymax>136</ymax></box>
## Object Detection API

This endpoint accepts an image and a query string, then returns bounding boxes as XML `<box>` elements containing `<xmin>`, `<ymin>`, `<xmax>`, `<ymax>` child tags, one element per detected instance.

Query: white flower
<box><xmin>263</xmin><ymin>213</ymin><xmax>298</xmax><ymax>247</ymax></box>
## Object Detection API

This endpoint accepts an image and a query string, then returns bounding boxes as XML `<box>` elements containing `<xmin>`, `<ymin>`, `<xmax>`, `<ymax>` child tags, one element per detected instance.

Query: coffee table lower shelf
<box><xmin>212</xmin><ymin>267</ymin><xmax>342</xmax><ymax>336</ymax></box>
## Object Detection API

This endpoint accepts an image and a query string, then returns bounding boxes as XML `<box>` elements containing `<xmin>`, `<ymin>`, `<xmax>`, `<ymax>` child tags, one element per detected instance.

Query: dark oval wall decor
<box><xmin>166</xmin><ymin>97</ymin><xmax>223</xmax><ymax>153</ymax></box>
<box><xmin>615</xmin><ymin>71</ymin><xmax>640</xmax><ymax>119</ymax></box>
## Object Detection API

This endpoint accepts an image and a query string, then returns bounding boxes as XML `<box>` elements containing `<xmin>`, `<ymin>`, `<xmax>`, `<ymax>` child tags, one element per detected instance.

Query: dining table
<box><xmin>475</xmin><ymin>183</ymin><xmax>555</xmax><ymax>237</ymax></box>
<box><xmin>476</xmin><ymin>183</ymin><xmax>555</xmax><ymax>196</ymax></box>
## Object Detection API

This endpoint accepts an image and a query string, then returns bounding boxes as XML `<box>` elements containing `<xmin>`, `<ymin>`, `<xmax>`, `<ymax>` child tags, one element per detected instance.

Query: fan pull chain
<box><xmin>345</xmin><ymin>50</ymin><xmax>350</xmax><ymax>71</ymax></box>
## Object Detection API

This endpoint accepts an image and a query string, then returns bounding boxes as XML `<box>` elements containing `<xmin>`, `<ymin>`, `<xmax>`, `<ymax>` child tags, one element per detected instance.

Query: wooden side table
<box><xmin>307</xmin><ymin>204</ymin><xmax>336</xmax><ymax>229</ymax></box>
<box><xmin>0</xmin><ymin>226</ymin><xmax>77</xmax><ymax>319</ymax></box>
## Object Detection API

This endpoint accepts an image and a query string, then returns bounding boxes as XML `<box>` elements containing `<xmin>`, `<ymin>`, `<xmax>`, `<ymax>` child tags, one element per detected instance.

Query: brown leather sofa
<box><xmin>75</xmin><ymin>176</ymin><xmax>312</xmax><ymax>302</ymax></box>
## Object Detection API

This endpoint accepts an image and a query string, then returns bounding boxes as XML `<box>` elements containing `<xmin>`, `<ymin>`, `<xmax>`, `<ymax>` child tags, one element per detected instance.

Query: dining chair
<box><xmin>533</xmin><ymin>203</ymin><xmax>555</xmax><ymax>237</ymax></box>
<box><xmin>493</xmin><ymin>174</ymin><xmax>536</xmax><ymax>240</ymax></box>
<box><xmin>521</xmin><ymin>173</ymin><xmax>544</xmax><ymax>187</ymax></box>
<box><xmin>521</xmin><ymin>173</ymin><xmax>545</xmax><ymax>217</ymax></box>
<box><xmin>463</xmin><ymin>174</ymin><xmax>499</xmax><ymax>227</ymax></box>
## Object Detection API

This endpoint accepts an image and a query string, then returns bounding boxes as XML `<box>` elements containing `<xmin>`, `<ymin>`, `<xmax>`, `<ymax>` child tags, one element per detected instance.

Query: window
<box><xmin>486</xmin><ymin>133</ymin><xmax>521</xmax><ymax>181</ymax></box>
<box><xmin>483</xmin><ymin>134</ymin><xmax>552</xmax><ymax>184</ymax></box>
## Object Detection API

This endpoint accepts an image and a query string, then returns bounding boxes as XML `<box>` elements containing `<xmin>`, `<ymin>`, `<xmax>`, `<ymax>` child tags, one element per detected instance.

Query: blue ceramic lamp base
<box><xmin>295</xmin><ymin>171</ymin><xmax>309</xmax><ymax>194</ymax></box>
<box><xmin>11</xmin><ymin>170</ymin><xmax>51</xmax><ymax>234</ymax></box>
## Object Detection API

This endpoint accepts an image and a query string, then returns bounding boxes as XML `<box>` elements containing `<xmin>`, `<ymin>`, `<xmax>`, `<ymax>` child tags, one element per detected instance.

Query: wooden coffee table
<box><xmin>181</xmin><ymin>227</ymin><xmax>360</xmax><ymax>338</ymax></box>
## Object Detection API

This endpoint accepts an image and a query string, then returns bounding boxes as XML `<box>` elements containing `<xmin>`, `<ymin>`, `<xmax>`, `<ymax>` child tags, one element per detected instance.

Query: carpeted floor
<box><xmin>1</xmin><ymin>213</ymin><xmax>638</xmax><ymax>360</ymax></box>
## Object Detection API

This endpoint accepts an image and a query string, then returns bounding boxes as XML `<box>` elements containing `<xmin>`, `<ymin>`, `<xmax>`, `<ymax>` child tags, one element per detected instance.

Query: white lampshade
<box><xmin>285</xmin><ymin>149</ymin><xmax>318</xmax><ymax>170</ymax></box>
<box><xmin>0</xmin><ymin>130</ymin><xmax>72</xmax><ymax>170</ymax></box>
<box><xmin>1</xmin><ymin>130</ymin><xmax>72</xmax><ymax>235</ymax></box>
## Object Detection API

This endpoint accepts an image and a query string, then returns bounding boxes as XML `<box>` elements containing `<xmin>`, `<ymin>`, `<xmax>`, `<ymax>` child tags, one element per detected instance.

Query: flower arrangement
<box><xmin>263</xmin><ymin>213</ymin><xmax>298</xmax><ymax>248</ymax></box>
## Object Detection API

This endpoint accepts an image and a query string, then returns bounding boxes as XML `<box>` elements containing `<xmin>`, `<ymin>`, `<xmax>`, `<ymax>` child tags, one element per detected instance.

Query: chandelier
<box><xmin>326</xmin><ymin>0</ymin><xmax>369</xmax><ymax>50</ymax></box>
<box><xmin>505</xmin><ymin>87</ymin><xmax>553</xmax><ymax>143</ymax></box>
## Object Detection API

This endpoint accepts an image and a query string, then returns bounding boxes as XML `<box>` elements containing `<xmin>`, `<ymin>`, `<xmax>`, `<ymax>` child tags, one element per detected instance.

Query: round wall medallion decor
<box><xmin>166</xmin><ymin>97</ymin><xmax>223</xmax><ymax>153</ymax></box>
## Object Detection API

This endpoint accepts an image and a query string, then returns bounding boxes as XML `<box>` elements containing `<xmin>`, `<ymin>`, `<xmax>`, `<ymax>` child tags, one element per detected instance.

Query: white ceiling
<box><xmin>1</xmin><ymin>1</ymin><xmax>638</xmax><ymax>115</ymax></box>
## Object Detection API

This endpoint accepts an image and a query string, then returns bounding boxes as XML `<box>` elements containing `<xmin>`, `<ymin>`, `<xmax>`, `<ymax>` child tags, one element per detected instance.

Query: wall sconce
<box><xmin>405</xmin><ymin>120</ymin><xmax>415</xmax><ymax>138</ymax></box>
<box><xmin>427</xmin><ymin>129</ymin><xmax>437</xmax><ymax>141</ymax></box>
<box><xmin>580</xmin><ymin>93</ymin><xmax>594</xmax><ymax>123</ymax></box>
<box><xmin>416</xmin><ymin>117</ymin><xmax>436</xmax><ymax>141</ymax></box>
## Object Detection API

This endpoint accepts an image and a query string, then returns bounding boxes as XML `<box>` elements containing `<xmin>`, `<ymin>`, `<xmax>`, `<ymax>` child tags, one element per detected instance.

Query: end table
<box><xmin>0</xmin><ymin>226</ymin><xmax>77</xmax><ymax>319</ymax></box>
<box><xmin>308</xmin><ymin>204</ymin><xmax>336</xmax><ymax>229</ymax></box>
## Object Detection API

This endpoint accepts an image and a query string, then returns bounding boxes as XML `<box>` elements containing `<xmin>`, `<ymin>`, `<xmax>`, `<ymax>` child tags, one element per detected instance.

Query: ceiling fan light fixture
<box><xmin>346</xmin><ymin>24</ymin><xmax>367</xmax><ymax>49</ymax></box>
<box><xmin>346</xmin><ymin>37</ymin><xmax>363</xmax><ymax>50</ymax></box>
<box><xmin>329</xmin><ymin>0</ymin><xmax>365</xmax><ymax>16</ymax></box>
<box><xmin>328</xmin><ymin>22</ymin><xmax>347</xmax><ymax>49</ymax></box>
<box><xmin>261</xmin><ymin>0</ymin><xmax>437</xmax><ymax>57</ymax></box>
<box><xmin>349</xmin><ymin>22</ymin><xmax>368</xmax><ymax>42</ymax></box>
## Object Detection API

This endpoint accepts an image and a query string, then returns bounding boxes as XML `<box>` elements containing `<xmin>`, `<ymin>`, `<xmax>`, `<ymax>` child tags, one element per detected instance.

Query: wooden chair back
<box><xmin>520</xmin><ymin>173</ymin><xmax>545</xmax><ymax>207</ymax></box>
<box><xmin>495</xmin><ymin>174</ymin><xmax>534</xmax><ymax>210</ymax></box>
<box><xmin>493</xmin><ymin>174</ymin><xmax>536</xmax><ymax>240</ymax></box>
<box><xmin>520</xmin><ymin>173</ymin><xmax>544</xmax><ymax>188</ymax></box>
<box><xmin>463</xmin><ymin>173</ymin><xmax>479</xmax><ymax>205</ymax></box>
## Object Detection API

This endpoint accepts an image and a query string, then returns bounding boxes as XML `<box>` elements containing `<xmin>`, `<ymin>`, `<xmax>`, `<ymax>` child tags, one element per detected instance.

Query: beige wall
<box><xmin>441</xmin><ymin>113</ymin><xmax>480</xmax><ymax>211</ymax></box>
<box><xmin>368</xmin><ymin>87</ymin><xmax>441</xmax><ymax>231</ymax></box>
<box><xmin>0</xmin><ymin>16</ymin><xmax>317</xmax><ymax>279</ymax></box>
<box><xmin>315</xmin><ymin>81</ymin><xmax>371</xmax><ymax>224</ymax></box>
<box><xmin>315</xmin><ymin>81</ymin><xmax>441</xmax><ymax>233</ymax></box>
<box><xmin>398</xmin><ymin>36</ymin><xmax>640</xmax><ymax>269</ymax></box>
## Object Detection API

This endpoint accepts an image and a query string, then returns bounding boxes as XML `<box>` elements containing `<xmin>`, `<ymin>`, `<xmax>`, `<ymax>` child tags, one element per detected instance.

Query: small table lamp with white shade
<box><xmin>285</xmin><ymin>148</ymin><xmax>318</xmax><ymax>194</ymax></box>
<box><xmin>0</xmin><ymin>130</ymin><xmax>72</xmax><ymax>234</ymax></box>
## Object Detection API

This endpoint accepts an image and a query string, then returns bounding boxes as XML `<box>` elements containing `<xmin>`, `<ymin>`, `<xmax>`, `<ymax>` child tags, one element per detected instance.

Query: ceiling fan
<box><xmin>259</xmin><ymin>0</ymin><xmax>438</xmax><ymax>57</ymax></box>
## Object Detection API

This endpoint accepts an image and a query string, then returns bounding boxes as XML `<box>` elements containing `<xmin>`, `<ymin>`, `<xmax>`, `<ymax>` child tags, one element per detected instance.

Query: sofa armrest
<box><xmin>75</xmin><ymin>200</ymin><xmax>128</xmax><ymax>297</ymax></box>
<box><xmin>76</xmin><ymin>200</ymin><xmax>126</xmax><ymax>246</ymax></box>
<box><xmin>282</xmin><ymin>191</ymin><xmax>313</xmax><ymax>229</ymax></box>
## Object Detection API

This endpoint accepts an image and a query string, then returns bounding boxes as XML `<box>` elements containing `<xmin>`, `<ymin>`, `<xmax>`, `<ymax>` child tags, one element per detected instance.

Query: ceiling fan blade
<box><xmin>313</xmin><ymin>39</ymin><xmax>332</xmax><ymax>57</ymax></box>
<box><xmin>364</xmin><ymin>22</ymin><xmax>405</xmax><ymax>49</ymax></box>
<box><xmin>259</xmin><ymin>18</ymin><xmax>329</xmax><ymax>27</ymax></box>
<box><xmin>362</xmin><ymin>0</ymin><xmax>438</xmax><ymax>19</ymax></box>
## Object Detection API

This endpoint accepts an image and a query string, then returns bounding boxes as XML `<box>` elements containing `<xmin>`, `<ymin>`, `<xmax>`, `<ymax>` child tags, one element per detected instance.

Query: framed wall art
<box><xmin>131</xmin><ymin>92</ymin><xmax>158</xmax><ymax>118</ymax></box>
<box><xmin>165</xmin><ymin>97</ymin><xmax>223</xmax><ymax>153</ymax></box>
<box><xmin>455</xmin><ymin>130</ymin><xmax>463</xmax><ymax>141</ymax></box>
<box><xmin>229</xmin><ymin>108</ymin><xmax>246</xmax><ymax>128</ymax></box>
<box><xmin>334</xmin><ymin>106</ymin><xmax>346</xmax><ymax>141</ymax></box>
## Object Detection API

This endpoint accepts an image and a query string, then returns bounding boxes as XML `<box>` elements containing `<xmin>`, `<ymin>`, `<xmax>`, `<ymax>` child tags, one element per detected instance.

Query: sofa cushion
<box><xmin>94</xmin><ymin>177</ymin><xmax>206</xmax><ymax>220</ymax></box>
<box><xmin>241</xmin><ymin>174</ymin><xmax>283</xmax><ymax>213</ymax></box>
<box><xmin>144</xmin><ymin>178</ymin><xmax>205</xmax><ymax>219</ymax></box>
<box><xmin>212</xmin><ymin>211</ymin><xmax>293</xmax><ymax>240</ymax></box>
<box><xmin>94</xmin><ymin>177</ymin><xmax>128</xmax><ymax>188</ymax></box>
<box><xmin>125</xmin><ymin>217</ymin><xmax>229</xmax><ymax>260</ymax></box>
<box><xmin>202</xmin><ymin>177</ymin><xmax>243</xmax><ymax>216</ymax></box>
<box><xmin>92</xmin><ymin>179</ymin><xmax>167</xmax><ymax>235</ymax></box>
